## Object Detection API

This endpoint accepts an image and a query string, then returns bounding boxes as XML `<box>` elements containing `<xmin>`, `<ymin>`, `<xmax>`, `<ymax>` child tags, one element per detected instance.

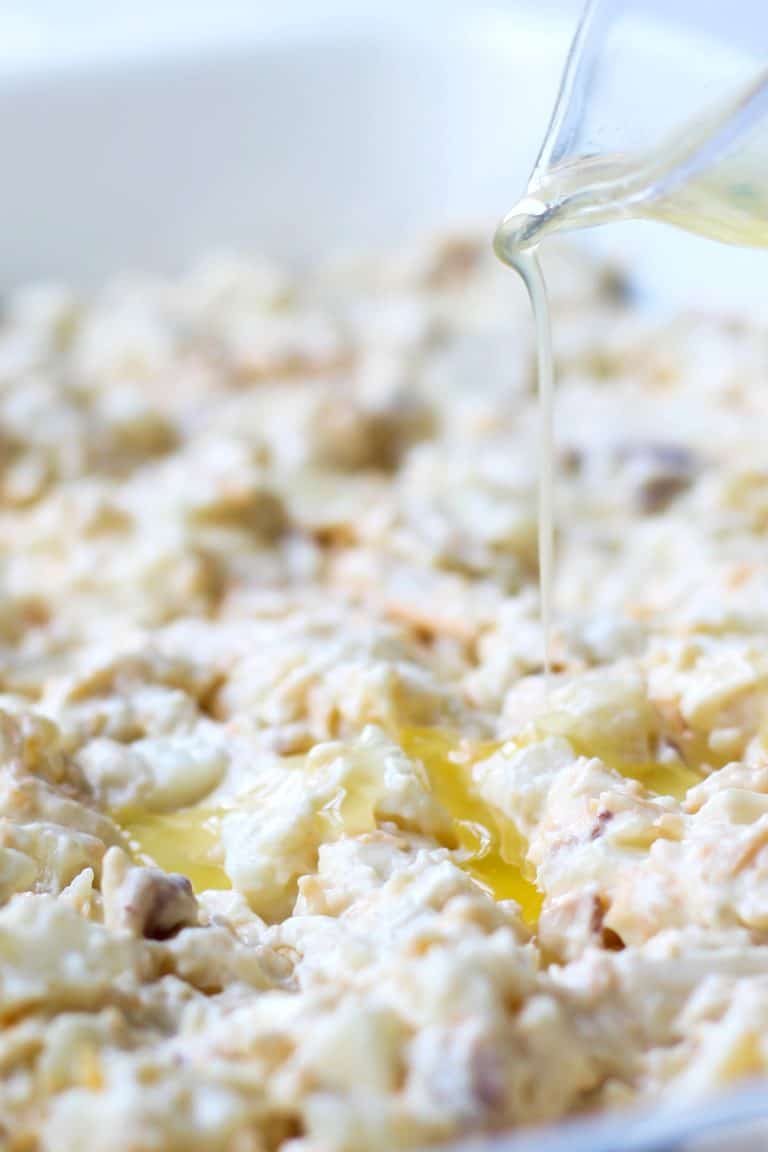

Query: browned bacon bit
<box><xmin>590</xmin><ymin>808</ymin><xmax>615</xmax><ymax>841</ymax></box>
<box><xmin>590</xmin><ymin>894</ymin><xmax>607</xmax><ymax>937</ymax></box>
<box><xmin>102</xmin><ymin>848</ymin><xmax>199</xmax><ymax>940</ymax></box>
<box><xmin>637</xmin><ymin>472</ymin><xmax>693</xmax><ymax>515</ymax></box>
<box><xmin>590</xmin><ymin>895</ymin><xmax>625</xmax><ymax>952</ymax></box>
<box><xmin>617</xmin><ymin>441</ymin><xmax>698</xmax><ymax>514</ymax></box>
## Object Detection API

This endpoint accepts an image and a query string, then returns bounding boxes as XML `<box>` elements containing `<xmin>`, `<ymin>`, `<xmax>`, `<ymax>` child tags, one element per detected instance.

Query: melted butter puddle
<box><xmin>609</xmin><ymin>758</ymin><xmax>700</xmax><ymax>802</ymax></box>
<box><xmin>114</xmin><ymin>727</ymin><xmax>700</xmax><ymax>907</ymax></box>
<box><xmin>400</xmin><ymin>723</ymin><xmax>702</xmax><ymax>921</ymax></box>
<box><xmin>118</xmin><ymin>806</ymin><xmax>231</xmax><ymax>893</ymax></box>
<box><xmin>114</xmin><ymin>733</ymin><xmax>543</xmax><ymax>917</ymax></box>
<box><xmin>398</xmin><ymin>727</ymin><xmax>543</xmax><ymax>924</ymax></box>
<box><xmin>532</xmin><ymin>713</ymin><xmax>702</xmax><ymax>803</ymax></box>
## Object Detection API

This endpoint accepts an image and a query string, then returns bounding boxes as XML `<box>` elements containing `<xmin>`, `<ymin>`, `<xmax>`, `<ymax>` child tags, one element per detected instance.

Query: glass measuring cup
<box><xmin>495</xmin><ymin>0</ymin><xmax>768</xmax><ymax>258</ymax></box>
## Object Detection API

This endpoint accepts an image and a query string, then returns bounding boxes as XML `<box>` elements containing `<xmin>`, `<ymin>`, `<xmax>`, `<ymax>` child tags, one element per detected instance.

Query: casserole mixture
<box><xmin>1</xmin><ymin>237</ymin><xmax>768</xmax><ymax>1150</ymax></box>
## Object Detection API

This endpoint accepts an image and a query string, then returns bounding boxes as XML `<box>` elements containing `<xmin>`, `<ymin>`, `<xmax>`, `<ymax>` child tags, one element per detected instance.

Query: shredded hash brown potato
<box><xmin>1</xmin><ymin>237</ymin><xmax>768</xmax><ymax>1149</ymax></box>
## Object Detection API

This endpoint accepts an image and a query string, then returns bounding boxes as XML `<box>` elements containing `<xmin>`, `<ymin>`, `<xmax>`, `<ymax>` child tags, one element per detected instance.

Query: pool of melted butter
<box><xmin>116</xmin><ymin>726</ymin><xmax>701</xmax><ymax>924</ymax></box>
<box><xmin>533</xmin><ymin>725</ymin><xmax>701</xmax><ymax>802</ymax></box>
<box><xmin>118</xmin><ymin>806</ymin><xmax>232</xmax><ymax>893</ymax></box>
<box><xmin>606</xmin><ymin>756</ymin><xmax>700</xmax><ymax>801</ymax></box>
<box><xmin>398</xmin><ymin>727</ymin><xmax>543</xmax><ymax>924</ymax></box>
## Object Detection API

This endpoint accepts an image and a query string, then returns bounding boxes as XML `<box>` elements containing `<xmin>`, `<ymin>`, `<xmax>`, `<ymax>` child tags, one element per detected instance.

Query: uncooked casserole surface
<box><xmin>2</xmin><ymin>235</ymin><xmax>768</xmax><ymax>1150</ymax></box>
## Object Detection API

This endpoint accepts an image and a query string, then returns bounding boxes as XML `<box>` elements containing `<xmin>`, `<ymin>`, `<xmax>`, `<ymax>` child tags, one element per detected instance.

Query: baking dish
<box><xmin>2</xmin><ymin>3</ymin><xmax>766</xmax><ymax>1148</ymax></box>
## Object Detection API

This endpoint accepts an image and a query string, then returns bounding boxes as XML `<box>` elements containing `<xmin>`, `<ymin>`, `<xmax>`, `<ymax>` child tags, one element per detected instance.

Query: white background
<box><xmin>0</xmin><ymin>1</ymin><xmax>758</xmax><ymax>73</ymax></box>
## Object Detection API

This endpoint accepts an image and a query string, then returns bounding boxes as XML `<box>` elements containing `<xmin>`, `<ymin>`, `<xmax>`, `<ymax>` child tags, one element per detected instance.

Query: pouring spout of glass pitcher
<box><xmin>496</xmin><ymin>0</ymin><xmax>768</xmax><ymax>256</ymax></box>
<box><xmin>493</xmin><ymin>176</ymin><xmax>639</xmax><ymax>265</ymax></box>
<box><xmin>493</xmin><ymin>197</ymin><xmax>557</xmax><ymax>263</ymax></box>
